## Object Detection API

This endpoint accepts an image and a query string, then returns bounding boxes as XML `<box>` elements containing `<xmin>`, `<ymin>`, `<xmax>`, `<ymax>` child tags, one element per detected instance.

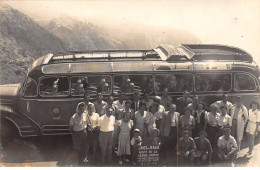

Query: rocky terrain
<box><xmin>0</xmin><ymin>3</ymin><xmax>66</xmax><ymax>84</ymax></box>
<box><xmin>0</xmin><ymin>3</ymin><xmax>200</xmax><ymax>85</ymax></box>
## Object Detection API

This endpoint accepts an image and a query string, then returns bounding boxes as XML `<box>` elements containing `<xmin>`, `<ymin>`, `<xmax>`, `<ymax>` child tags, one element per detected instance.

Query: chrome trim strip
<box><xmin>42</xmin><ymin>125</ymin><xmax>69</xmax><ymax>127</ymax></box>
<box><xmin>21</xmin><ymin>130</ymin><xmax>35</xmax><ymax>133</ymax></box>
<box><xmin>43</xmin><ymin>129</ymin><xmax>69</xmax><ymax>131</ymax></box>
<box><xmin>19</xmin><ymin>126</ymin><xmax>32</xmax><ymax>128</ymax></box>
<box><xmin>43</xmin><ymin>133</ymin><xmax>71</xmax><ymax>136</ymax></box>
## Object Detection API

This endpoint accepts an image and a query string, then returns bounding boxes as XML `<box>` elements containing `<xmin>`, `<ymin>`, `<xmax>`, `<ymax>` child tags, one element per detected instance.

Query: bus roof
<box><xmin>29</xmin><ymin>44</ymin><xmax>256</xmax><ymax>74</ymax></box>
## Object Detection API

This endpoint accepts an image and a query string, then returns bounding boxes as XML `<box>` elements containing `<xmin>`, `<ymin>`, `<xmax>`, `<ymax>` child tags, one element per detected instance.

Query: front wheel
<box><xmin>0</xmin><ymin>120</ymin><xmax>16</xmax><ymax>148</ymax></box>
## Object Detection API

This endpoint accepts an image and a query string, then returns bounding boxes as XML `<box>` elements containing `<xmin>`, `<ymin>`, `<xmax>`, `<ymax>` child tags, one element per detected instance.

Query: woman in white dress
<box><xmin>245</xmin><ymin>101</ymin><xmax>260</xmax><ymax>158</ymax></box>
<box><xmin>134</xmin><ymin>102</ymin><xmax>147</xmax><ymax>138</ymax></box>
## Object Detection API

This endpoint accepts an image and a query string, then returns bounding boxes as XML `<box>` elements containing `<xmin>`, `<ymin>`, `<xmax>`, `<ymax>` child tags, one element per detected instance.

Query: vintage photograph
<box><xmin>0</xmin><ymin>0</ymin><xmax>259</xmax><ymax>167</ymax></box>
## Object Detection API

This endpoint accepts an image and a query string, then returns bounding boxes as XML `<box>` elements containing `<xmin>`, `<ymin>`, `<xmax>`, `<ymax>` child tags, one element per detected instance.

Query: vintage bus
<box><xmin>0</xmin><ymin>44</ymin><xmax>259</xmax><ymax>144</ymax></box>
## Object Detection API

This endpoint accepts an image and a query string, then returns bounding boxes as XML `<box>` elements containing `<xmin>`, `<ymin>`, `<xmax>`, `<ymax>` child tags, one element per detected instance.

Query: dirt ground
<box><xmin>0</xmin><ymin>134</ymin><xmax>259</xmax><ymax>167</ymax></box>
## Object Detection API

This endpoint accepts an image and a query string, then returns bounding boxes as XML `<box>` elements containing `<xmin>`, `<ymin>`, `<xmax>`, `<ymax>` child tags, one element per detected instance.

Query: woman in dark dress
<box><xmin>193</xmin><ymin>102</ymin><xmax>208</xmax><ymax>138</ymax></box>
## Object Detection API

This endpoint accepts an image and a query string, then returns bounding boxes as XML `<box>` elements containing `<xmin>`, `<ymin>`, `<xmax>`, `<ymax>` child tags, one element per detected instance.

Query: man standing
<box><xmin>160</xmin><ymin>88</ymin><xmax>173</xmax><ymax>111</ymax></box>
<box><xmin>93</xmin><ymin>93</ymin><xmax>107</xmax><ymax>116</ymax></box>
<box><xmin>176</xmin><ymin>91</ymin><xmax>193</xmax><ymax>114</ymax></box>
<box><xmin>230</xmin><ymin>96</ymin><xmax>248</xmax><ymax>151</ymax></box>
<box><xmin>113</xmin><ymin>92</ymin><xmax>126</xmax><ymax>110</ymax></box>
<box><xmin>131</xmin><ymin>91</ymin><xmax>141</xmax><ymax>113</ymax></box>
<box><xmin>217</xmin><ymin>125</ymin><xmax>238</xmax><ymax>167</ymax></box>
<box><xmin>83</xmin><ymin>93</ymin><xmax>95</xmax><ymax>112</ymax></box>
<box><xmin>98</xmin><ymin>106</ymin><xmax>116</xmax><ymax>165</ymax></box>
<box><xmin>69</xmin><ymin>102</ymin><xmax>88</xmax><ymax>162</ymax></box>
<box><xmin>214</xmin><ymin>93</ymin><xmax>233</xmax><ymax>116</ymax></box>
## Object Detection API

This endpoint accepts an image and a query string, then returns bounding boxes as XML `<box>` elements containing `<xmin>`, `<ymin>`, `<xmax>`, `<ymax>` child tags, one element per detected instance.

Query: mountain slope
<box><xmin>0</xmin><ymin>3</ymin><xmax>67</xmax><ymax>84</ymax></box>
<box><xmin>45</xmin><ymin>17</ymin><xmax>128</xmax><ymax>51</ymax></box>
<box><xmin>44</xmin><ymin>16</ymin><xmax>201</xmax><ymax>51</ymax></box>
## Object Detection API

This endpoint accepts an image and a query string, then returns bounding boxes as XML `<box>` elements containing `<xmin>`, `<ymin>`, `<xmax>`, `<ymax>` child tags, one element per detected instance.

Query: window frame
<box><xmin>194</xmin><ymin>73</ymin><xmax>232</xmax><ymax>93</ymax></box>
<box><xmin>113</xmin><ymin>73</ymin><xmax>154</xmax><ymax>95</ymax></box>
<box><xmin>154</xmin><ymin>73</ymin><xmax>193</xmax><ymax>94</ymax></box>
<box><xmin>22</xmin><ymin>77</ymin><xmax>38</xmax><ymax>97</ymax></box>
<box><xmin>38</xmin><ymin>75</ymin><xmax>70</xmax><ymax>98</ymax></box>
<box><xmin>234</xmin><ymin>72</ymin><xmax>257</xmax><ymax>92</ymax></box>
<box><xmin>70</xmin><ymin>75</ymin><xmax>113</xmax><ymax>96</ymax></box>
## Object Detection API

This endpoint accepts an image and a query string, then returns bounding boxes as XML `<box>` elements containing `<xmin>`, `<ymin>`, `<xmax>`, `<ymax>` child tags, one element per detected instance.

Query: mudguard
<box><xmin>0</xmin><ymin>105</ymin><xmax>41</xmax><ymax>137</ymax></box>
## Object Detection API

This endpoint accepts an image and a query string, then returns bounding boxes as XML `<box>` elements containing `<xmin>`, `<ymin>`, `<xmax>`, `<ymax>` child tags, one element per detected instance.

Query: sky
<box><xmin>4</xmin><ymin>0</ymin><xmax>260</xmax><ymax>64</ymax></box>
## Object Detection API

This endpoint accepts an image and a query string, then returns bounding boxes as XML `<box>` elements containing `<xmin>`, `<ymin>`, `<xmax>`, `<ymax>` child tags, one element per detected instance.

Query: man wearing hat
<box><xmin>194</xmin><ymin>131</ymin><xmax>212</xmax><ymax>165</ymax></box>
<box><xmin>217</xmin><ymin>125</ymin><xmax>238</xmax><ymax>167</ymax></box>
<box><xmin>176</xmin><ymin>130</ymin><xmax>196</xmax><ymax>166</ymax></box>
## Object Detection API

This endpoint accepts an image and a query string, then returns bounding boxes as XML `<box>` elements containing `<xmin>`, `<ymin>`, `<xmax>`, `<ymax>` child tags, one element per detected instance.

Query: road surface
<box><xmin>0</xmin><ymin>135</ymin><xmax>259</xmax><ymax>167</ymax></box>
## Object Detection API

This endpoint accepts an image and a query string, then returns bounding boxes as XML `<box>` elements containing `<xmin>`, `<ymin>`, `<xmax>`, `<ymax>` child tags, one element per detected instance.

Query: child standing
<box><xmin>131</xmin><ymin>129</ymin><xmax>142</xmax><ymax>165</ymax></box>
<box><xmin>117</xmin><ymin>112</ymin><xmax>133</xmax><ymax>165</ymax></box>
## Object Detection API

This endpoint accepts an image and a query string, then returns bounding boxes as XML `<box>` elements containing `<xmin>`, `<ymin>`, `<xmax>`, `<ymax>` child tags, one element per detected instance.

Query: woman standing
<box><xmin>206</xmin><ymin>104</ymin><xmax>220</xmax><ymax>148</ymax></box>
<box><xmin>145</xmin><ymin>104</ymin><xmax>157</xmax><ymax>135</ymax></box>
<box><xmin>179</xmin><ymin>107</ymin><xmax>195</xmax><ymax>137</ymax></box>
<box><xmin>69</xmin><ymin>102</ymin><xmax>88</xmax><ymax>162</ymax></box>
<box><xmin>117</xmin><ymin>112</ymin><xmax>133</xmax><ymax>164</ymax></box>
<box><xmin>193</xmin><ymin>102</ymin><xmax>207</xmax><ymax>137</ymax></box>
<box><xmin>134</xmin><ymin>102</ymin><xmax>147</xmax><ymax>138</ymax></box>
<box><xmin>245</xmin><ymin>101</ymin><xmax>260</xmax><ymax>158</ymax></box>
<box><xmin>230</xmin><ymin>96</ymin><xmax>248</xmax><ymax>151</ymax></box>
<box><xmin>86</xmin><ymin>103</ymin><xmax>100</xmax><ymax>163</ymax></box>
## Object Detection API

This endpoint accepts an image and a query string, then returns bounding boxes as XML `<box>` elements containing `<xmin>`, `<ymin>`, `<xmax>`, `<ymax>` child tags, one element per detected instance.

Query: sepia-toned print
<box><xmin>0</xmin><ymin>0</ymin><xmax>259</xmax><ymax>167</ymax></box>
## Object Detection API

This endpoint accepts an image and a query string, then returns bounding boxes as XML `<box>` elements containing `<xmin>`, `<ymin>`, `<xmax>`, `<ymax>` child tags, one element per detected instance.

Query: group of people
<box><xmin>69</xmin><ymin>88</ymin><xmax>260</xmax><ymax>166</ymax></box>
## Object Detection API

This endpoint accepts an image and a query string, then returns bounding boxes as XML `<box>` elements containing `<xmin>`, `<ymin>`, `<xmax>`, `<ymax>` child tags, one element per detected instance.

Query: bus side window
<box><xmin>113</xmin><ymin>75</ymin><xmax>153</xmax><ymax>94</ymax></box>
<box><xmin>39</xmin><ymin>77</ymin><xmax>69</xmax><ymax>97</ymax></box>
<box><xmin>195</xmin><ymin>74</ymin><xmax>231</xmax><ymax>92</ymax></box>
<box><xmin>234</xmin><ymin>73</ymin><xmax>256</xmax><ymax>91</ymax></box>
<box><xmin>23</xmin><ymin>77</ymin><xmax>37</xmax><ymax>97</ymax></box>
<box><xmin>71</xmin><ymin>77</ymin><xmax>85</xmax><ymax>96</ymax></box>
<box><xmin>154</xmin><ymin>74</ymin><xmax>192</xmax><ymax>93</ymax></box>
<box><xmin>71</xmin><ymin>75</ymin><xmax>112</xmax><ymax>96</ymax></box>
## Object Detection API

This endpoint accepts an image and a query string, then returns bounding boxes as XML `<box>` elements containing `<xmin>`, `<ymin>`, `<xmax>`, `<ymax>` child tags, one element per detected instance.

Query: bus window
<box><xmin>39</xmin><ymin>76</ymin><xmax>69</xmax><ymax>97</ymax></box>
<box><xmin>23</xmin><ymin>78</ymin><xmax>37</xmax><ymax>97</ymax></box>
<box><xmin>155</xmin><ymin>74</ymin><xmax>192</xmax><ymax>93</ymax></box>
<box><xmin>113</xmin><ymin>75</ymin><xmax>153</xmax><ymax>94</ymax></box>
<box><xmin>234</xmin><ymin>73</ymin><xmax>256</xmax><ymax>91</ymax></box>
<box><xmin>195</xmin><ymin>73</ymin><xmax>231</xmax><ymax>92</ymax></box>
<box><xmin>71</xmin><ymin>75</ymin><xmax>112</xmax><ymax>95</ymax></box>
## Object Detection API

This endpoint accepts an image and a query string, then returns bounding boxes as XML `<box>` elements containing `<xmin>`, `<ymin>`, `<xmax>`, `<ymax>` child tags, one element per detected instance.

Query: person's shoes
<box><xmin>119</xmin><ymin>160</ymin><xmax>123</xmax><ymax>165</ymax></box>
<box><xmin>231</xmin><ymin>162</ymin><xmax>235</xmax><ymax>167</ymax></box>
<box><xmin>83</xmin><ymin>157</ymin><xmax>89</xmax><ymax>163</ymax></box>
<box><xmin>123</xmin><ymin>158</ymin><xmax>130</xmax><ymax>162</ymax></box>
<box><xmin>246</xmin><ymin>153</ymin><xmax>253</xmax><ymax>158</ymax></box>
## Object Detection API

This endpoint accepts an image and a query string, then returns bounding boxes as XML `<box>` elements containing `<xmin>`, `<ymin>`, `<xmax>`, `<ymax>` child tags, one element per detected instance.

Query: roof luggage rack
<box><xmin>47</xmin><ymin>49</ymin><xmax>161</xmax><ymax>64</ymax></box>
<box><xmin>42</xmin><ymin>44</ymin><xmax>253</xmax><ymax>65</ymax></box>
<box><xmin>180</xmin><ymin>44</ymin><xmax>253</xmax><ymax>62</ymax></box>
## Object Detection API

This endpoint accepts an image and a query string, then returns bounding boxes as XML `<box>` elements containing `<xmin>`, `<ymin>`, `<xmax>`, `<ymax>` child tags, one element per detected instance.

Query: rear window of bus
<box><xmin>234</xmin><ymin>73</ymin><xmax>256</xmax><ymax>91</ymax></box>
